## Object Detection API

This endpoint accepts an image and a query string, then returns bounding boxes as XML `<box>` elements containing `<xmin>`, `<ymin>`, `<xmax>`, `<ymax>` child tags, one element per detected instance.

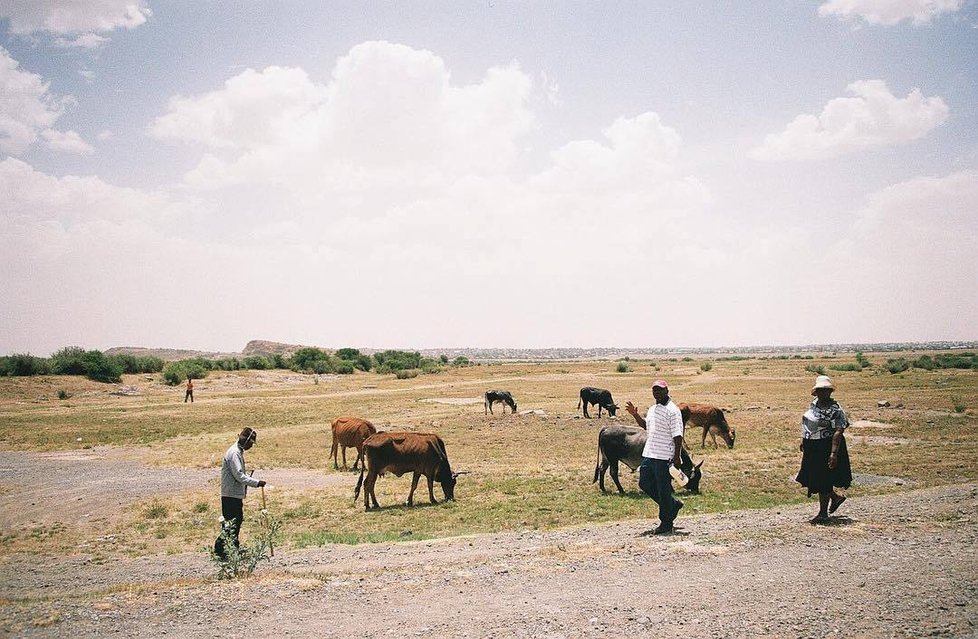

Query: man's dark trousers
<box><xmin>638</xmin><ymin>457</ymin><xmax>679</xmax><ymax>525</ymax></box>
<box><xmin>215</xmin><ymin>496</ymin><xmax>244</xmax><ymax>558</ymax></box>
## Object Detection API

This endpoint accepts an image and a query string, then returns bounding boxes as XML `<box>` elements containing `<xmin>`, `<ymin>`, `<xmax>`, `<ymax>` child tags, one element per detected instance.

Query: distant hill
<box><xmin>104</xmin><ymin>340</ymin><xmax>978</xmax><ymax>362</ymax></box>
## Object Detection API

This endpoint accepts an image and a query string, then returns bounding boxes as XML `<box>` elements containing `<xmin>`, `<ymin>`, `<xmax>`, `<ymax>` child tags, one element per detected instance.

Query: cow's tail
<box><xmin>354</xmin><ymin>466</ymin><xmax>365</xmax><ymax>501</ymax></box>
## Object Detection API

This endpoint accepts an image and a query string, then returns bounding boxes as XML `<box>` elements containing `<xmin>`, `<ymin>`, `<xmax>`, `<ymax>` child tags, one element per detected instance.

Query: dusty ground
<box><xmin>1</xmin><ymin>481</ymin><xmax>976</xmax><ymax>637</ymax></box>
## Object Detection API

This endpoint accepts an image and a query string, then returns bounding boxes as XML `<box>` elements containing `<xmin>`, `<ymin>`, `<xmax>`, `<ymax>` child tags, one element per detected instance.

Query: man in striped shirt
<box><xmin>626</xmin><ymin>379</ymin><xmax>685</xmax><ymax>534</ymax></box>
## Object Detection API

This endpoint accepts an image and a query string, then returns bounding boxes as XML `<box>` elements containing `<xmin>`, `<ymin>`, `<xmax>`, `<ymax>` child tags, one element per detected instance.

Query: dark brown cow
<box><xmin>330</xmin><ymin>416</ymin><xmax>377</xmax><ymax>471</ymax></box>
<box><xmin>353</xmin><ymin>432</ymin><xmax>462</xmax><ymax>510</ymax></box>
<box><xmin>679</xmin><ymin>402</ymin><xmax>736</xmax><ymax>449</ymax></box>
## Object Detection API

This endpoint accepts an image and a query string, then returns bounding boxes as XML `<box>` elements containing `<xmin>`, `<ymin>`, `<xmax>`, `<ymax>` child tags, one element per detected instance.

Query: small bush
<box><xmin>192</xmin><ymin>502</ymin><xmax>210</xmax><ymax>513</ymax></box>
<box><xmin>805</xmin><ymin>364</ymin><xmax>827</xmax><ymax>376</ymax></box>
<box><xmin>57</xmin><ymin>389</ymin><xmax>71</xmax><ymax>400</ymax></box>
<box><xmin>829</xmin><ymin>363</ymin><xmax>863</xmax><ymax>372</ymax></box>
<box><xmin>452</xmin><ymin>356</ymin><xmax>471</xmax><ymax>367</ymax></box>
<box><xmin>395</xmin><ymin>369</ymin><xmax>419</xmax><ymax>379</ymax></box>
<box><xmin>886</xmin><ymin>358</ymin><xmax>911</xmax><ymax>374</ymax></box>
<box><xmin>700</xmin><ymin>361</ymin><xmax>713</xmax><ymax>372</ymax></box>
<box><xmin>616</xmin><ymin>362</ymin><xmax>631</xmax><ymax>373</ymax></box>
<box><xmin>952</xmin><ymin>396</ymin><xmax>967</xmax><ymax>413</ymax></box>
<box><xmin>79</xmin><ymin>351</ymin><xmax>123</xmax><ymax>383</ymax></box>
<box><xmin>439</xmin><ymin>354</ymin><xmax>449</xmax><ymax>364</ymax></box>
<box><xmin>336</xmin><ymin>361</ymin><xmax>355</xmax><ymax>375</ymax></box>
<box><xmin>210</xmin><ymin>515</ymin><xmax>280</xmax><ymax>580</ymax></box>
<box><xmin>144</xmin><ymin>503</ymin><xmax>169</xmax><ymax>520</ymax></box>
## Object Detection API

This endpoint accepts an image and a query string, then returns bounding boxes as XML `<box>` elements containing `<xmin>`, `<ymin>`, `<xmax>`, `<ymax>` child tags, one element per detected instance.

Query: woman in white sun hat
<box><xmin>796</xmin><ymin>375</ymin><xmax>852</xmax><ymax>523</ymax></box>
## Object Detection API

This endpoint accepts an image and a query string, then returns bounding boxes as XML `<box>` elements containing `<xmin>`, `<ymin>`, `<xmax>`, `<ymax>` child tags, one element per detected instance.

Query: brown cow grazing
<box><xmin>330</xmin><ymin>416</ymin><xmax>377</xmax><ymax>471</ymax></box>
<box><xmin>679</xmin><ymin>402</ymin><xmax>736</xmax><ymax>449</ymax></box>
<box><xmin>353</xmin><ymin>432</ymin><xmax>463</xmax><ymax>510</ymax></box>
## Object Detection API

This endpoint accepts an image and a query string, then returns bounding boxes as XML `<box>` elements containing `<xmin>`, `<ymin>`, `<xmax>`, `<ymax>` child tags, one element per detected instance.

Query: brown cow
<box><xmin>353</xmin><ymin>431</ymin><xmax>461</xmax><ymax>510</ymax></box>
<box><xmin>679</xmin><ymin>402</ymin><xmax>736</xmax><ymax>449</ymax></box>
<box><xmin>330</xmin><ymin>416</ymin><xmax>377</xmax><ymax>471</ymax></box>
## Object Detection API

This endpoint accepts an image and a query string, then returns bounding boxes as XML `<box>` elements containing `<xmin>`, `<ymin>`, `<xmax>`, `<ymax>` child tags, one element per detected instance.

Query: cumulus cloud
<box><xmin>0</xmin><ymin>0</ymin><xmax>151</xmax><ymax>40</ymax></box>
<box><xmin>0</xmin><ymin>47</ymin><xmax>64</xmax><ymax>155</ymax></box>
<box><xmin>151</xmin><ymin>41</ymin><xmax>534</xmax><ymax>192</ymax></box>
<box><xmin>818</xmin><ymin>0</ymin><xmax>962</xmax><ymax>25</ymax></box>
<box><xmin>41</xmin><ymin>128</ymin><xmax>94</xmax><ymax>154</ymax></box>
<box><xmin>749</xmin><ymin>80</ymin><xmax>948</xmax><ymax>161</ymax></box>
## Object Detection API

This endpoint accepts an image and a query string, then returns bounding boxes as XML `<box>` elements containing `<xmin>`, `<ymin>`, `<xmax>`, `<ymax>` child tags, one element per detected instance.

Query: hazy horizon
<box><xmin>2</xmin><ymin>2</ymin><xmax>976</xmax><ymax>355</ymax></box>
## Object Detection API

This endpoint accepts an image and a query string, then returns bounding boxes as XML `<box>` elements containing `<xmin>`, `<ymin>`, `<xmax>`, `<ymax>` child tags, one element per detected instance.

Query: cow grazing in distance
<box><xmin>592</xmin><ymin>424</ymin><xmax>703</xmax><ymax>494</ymax></box>
<box><xmin>485</xmin><ymin>390</ymin><xmax>517</xmax><ymax>415</ymax></box>
<box><xmin>330</xmin><ymin>416</ymin><xmax>378</xmax><ymax>471</ymax></box>
<box><xmin>354</xmin><ymin>432</ymin><xmax>464</xmax><ymax>510</ymax></box>
<box><xmin>578</xmin><ymin>387</ymin><xmax>619</xmax><ymax>418</ymax></box>
<box><xmin>679</xmin><ymin>402</ymin><xmax>736</xmax><ymax>449</ymax></box>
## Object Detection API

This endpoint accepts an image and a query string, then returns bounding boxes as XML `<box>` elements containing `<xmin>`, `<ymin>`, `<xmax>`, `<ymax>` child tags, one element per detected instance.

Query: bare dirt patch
<box><xmin>0</xmin><ymin>450</ymin><xmax>347</xmax><ymax>529</ymax></box>
<box><xmin>419</xmin><ymin>397</ymin><xmax>485</xmax><ymax>405</ymax></box>
<box><xmin>849</xmin><ymin>419</ymin><xmax>895</xmax><ymax>429</ymax></box>
<box><xmin>0</xmin><ymin>484</ymin><xmax>975</xmax><ymax>638</ymax></box>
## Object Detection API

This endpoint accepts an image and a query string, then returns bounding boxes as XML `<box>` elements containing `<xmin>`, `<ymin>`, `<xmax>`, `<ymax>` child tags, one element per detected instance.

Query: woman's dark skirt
<box><xmin>796</xmin><ymin>436</ymin><xmax>852</xmax><ymax>497</ymax></box>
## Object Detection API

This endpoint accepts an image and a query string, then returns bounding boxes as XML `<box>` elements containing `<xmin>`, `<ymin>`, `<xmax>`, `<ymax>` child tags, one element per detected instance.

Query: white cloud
<box><xmin>151</xmin><ymin>41</ymin><xmax>534</xmax><ymax>192</ymax></box>
<box><xmin>41</xmin><ymin>128</ymin><xmax>94</xmax><ymax>154</ymax></box>
<box><xmin>0</xmin><ymin>0</ymin><xmax>151</xmax><ymax>37</ymax></box>
<box><xmin>818</xmin><ymin>0</ymin><xmax>962</xmax><ymax>25</ymax></box>
<box><xmin>0</xmin><ymin>47</ymin><xmax>64</xmax><ymax>155</ymax></box>
<box><xmin>54</xmin><ymin>33</ymin><xmax>108</xmax><ymax>49</ymax></box>
<box><xmin>750</xmin><ymin>80</ymin><xmax>948</xmax><ymax>161</ymax></box>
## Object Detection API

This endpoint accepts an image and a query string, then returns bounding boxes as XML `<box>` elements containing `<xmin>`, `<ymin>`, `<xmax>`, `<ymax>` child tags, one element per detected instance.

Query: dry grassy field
<box><xmin>1</xmin><ymin>352</ymin><xmax>976</xmax><ymax>559</ymax></box>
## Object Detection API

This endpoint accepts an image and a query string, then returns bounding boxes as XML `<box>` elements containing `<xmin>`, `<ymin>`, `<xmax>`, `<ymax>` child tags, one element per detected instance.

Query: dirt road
<box><xmin>2</xmin><ymin>483</ymin><xmax>976</xmax><ymax>638</ymax></box>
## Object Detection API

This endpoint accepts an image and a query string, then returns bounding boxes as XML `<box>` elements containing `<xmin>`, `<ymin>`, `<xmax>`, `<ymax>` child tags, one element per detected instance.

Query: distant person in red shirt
<box><xmin>185</xmin><ymin>377</ymin><xmax>194</xmax><ymax>403</ymax></box>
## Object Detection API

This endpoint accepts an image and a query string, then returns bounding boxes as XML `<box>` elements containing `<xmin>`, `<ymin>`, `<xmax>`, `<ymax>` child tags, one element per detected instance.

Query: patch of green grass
<box><xmin>144</xmin><ymin>503</ymin><xmax>168</xmax><ymax>520</ymax></box>
<box><xmin>191</xmin><ymin>502</ymin><xmax>210</xmax><ymax>513</ymax></box>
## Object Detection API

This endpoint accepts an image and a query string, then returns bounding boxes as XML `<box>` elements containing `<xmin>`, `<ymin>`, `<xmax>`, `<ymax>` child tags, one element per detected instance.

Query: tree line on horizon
<box><xmin>0</xmin><ymin>347</ymin><xmax>473</xmax><ymax>385</ymax></box>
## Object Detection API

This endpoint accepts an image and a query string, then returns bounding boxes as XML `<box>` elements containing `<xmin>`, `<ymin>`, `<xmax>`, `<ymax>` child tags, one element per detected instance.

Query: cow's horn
<box><xmin>452</xmin><ymin>470</ymin><xmax>470</xmax><ymax>478</ymax></box>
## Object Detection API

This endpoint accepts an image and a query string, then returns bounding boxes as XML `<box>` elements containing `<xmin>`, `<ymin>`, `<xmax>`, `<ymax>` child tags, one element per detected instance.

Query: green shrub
<box><xmin>355</xmin><ymin>354</ymin><xmax>373</xmax><ymax>371</ymax></box>
<box><xmin>243</xmin><ymin>355</ymin><xmax>272</xmax><ymax>370</ymax></box>
<box><xmin>214</xmin><ymin>358</ymin><xmax>242</xmax><ymax>371</ymax></box>
<box><xmin>144</xmin><ymin>503</ymin><xmax>168</xmax><ymax>519</ymax></box>
<box><xmin>271</xmin><ymin>354</ymin><xmax>287</xmax><ymax>369</ymax></box>
<box><xmin>829</xmin><ymin>363</ymin><xmax>863</xmax><ymax>372</ymax></box>
<box><xmin>855</xmin><ymin>352</ymin><xmax>871</xmax><ymax>369</ymax></box>
<box><xmin>50</xmin><ymin>347</ymin><xmax>87</xmax><ymax>375</ymax></box>
<box><xmin>439</xmin><ymin>354</ymin><xmax>449</xmax><ymax>364</ymax></box>
<box><xmin>210</xmin><ymin>515</ymin><xmax>280</xmax><ymax>580</ymax></box>
<box><xmin>0</xmin><ymin>353</ymin><xmax>51</xmax><ymax>376</ymax></box>
<box><xmin>162</xmin><ymin>360</ymin><xmax>209</xmax><ymax>386</ymax></box>
<box><xmin>335</xmin><ymin>348</ymin><xmax>361</xmax><ymax>361</ymax></box>
<box><xmin>373</xmin><ymin>350</ymin><xmax>423</xmax><ymax>371</ymax></box>
<box><xmin>78</xmin><ymin>351</ymin><xmax>123</xmax><ymax>383</ymax></box>
<box><xmin>336</xmin><ymin>361</ymin><xmax>355</xmax><ymax>374</ymax></box>
<box><xmin>886</xmin><ymin>358</ymin><xmax>911</xmax><ymax>374</ymax></box>
<box><xmin>805</xmin><ymin>364</ymin><xmax>826</xmax><ymax>376</ymax></box>
<box><xmin>951</xmin><ymin>396</ymin><xmax>966</xmax><ymax>413</ymax></box>
<box><xmin>395</xmin><ymin>369</ymin><xmax>419</xmax><ymax>379</ymax></box>
<box><xmin>289</xmin><ymin>347</ymin><xmax>332</xmax><ymax>373</ymax></box>
<box><xmin>452</xmin><ymin>356</ymin><xmax>471</xmax><ymax>367</ymax></box>
<box><xmin>616</xmin><ymin>362</ymin><xmax>631</xmax><ymax>373</ymax></box>
<box><xmin>700</xmin><ymin>361</ymin><xmax>713</xmax><ymax>372</ymax></box>
<box><xmin>57</xmin><ymin>389</ymin><xmax>71</xmax><ymax>400</ymax></box>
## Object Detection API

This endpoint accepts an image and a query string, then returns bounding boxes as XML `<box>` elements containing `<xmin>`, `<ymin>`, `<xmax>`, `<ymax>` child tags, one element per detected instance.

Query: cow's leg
<box><xmin>583</xmin><ymin>402</ymin><xmax>590</xmax><ymax>419</ymax></box>
<box><xmin>709</xmin><ymin>428</ymin><xmax>719</xmax><ymax>449</ymax></box>
<box><xmin>341</xmin><ymin>446</ymin><xmax>349</xmax><ymax>470</ymax></box>
<box><xmin>427</xmin><ymin>474</ymin><xmax>438</xmax><ymax>504</ymax></box>
<box><xmin>364</xmin><ymin>471</ymin><xmax>378</xmax><ymax>510</ymax></box>
<box><xmin>701</xmin><ymin>426</ymin><xmax>708</xmax><ymax>449</ymax></box>
<box><xmin>352</xmin><ymin>445</ymin><xmax>363</xmax><ymax>471</ymax></box>
<box><xmin>406</xmin><ymin>471</ymin><xmax>421</xmax><ymax>506</ymax></box>
<box><xmin>489</xmin><ymin>401</ymin><xmax>494</xmax><ymax>415</ymax></box>
<box><xmin>609</xmin><ymin>460</ymin><xmax>627</xmax><ymax>495</ymax></box>
<box><xmin>597</xmin><ymin>404</ymin><xmax>603</xmax><ymax>418</ymax></box>
<box><xmin>331</xmin><ymin>438</ymin><xmax>339</xmax><ymax>469</ymax></box>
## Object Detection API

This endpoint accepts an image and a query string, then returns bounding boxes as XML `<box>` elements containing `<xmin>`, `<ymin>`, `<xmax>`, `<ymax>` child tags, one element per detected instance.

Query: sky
<box><xmin>0</xmin><ymin>1</ymin><xmax>976</xmax><ymax>355</ymax></box>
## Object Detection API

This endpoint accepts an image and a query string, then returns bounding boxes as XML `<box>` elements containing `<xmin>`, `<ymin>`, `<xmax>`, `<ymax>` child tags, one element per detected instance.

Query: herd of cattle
<box><xmin>332</xmin><ymin>387</ymin><xmax>736</xmax><ymax>511</ymax></box>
